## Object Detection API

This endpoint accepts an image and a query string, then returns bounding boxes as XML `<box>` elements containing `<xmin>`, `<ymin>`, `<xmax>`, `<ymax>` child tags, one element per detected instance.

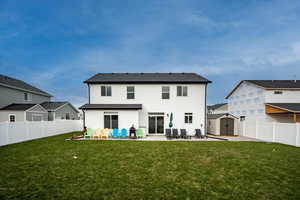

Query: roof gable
<box><xmin>84</xmin><ymin>73</ymin><xmax>211</xmax><ymax>84</ymax></box>
<box><xmin>0</xmin><ymin>74</ymin><xmax>52</xmax><ymax>97</ymax></box>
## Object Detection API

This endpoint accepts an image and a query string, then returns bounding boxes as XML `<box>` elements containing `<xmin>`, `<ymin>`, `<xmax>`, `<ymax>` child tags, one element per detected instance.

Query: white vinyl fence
<box><xmin>0</xmin><ymin>120</ymin><xmax>83</xmax><ymax>146</ymax></box>
<box><xmin>240</xmin><ymin>119</ymin><xmax>300</xmax><ymax>147</ymax></box>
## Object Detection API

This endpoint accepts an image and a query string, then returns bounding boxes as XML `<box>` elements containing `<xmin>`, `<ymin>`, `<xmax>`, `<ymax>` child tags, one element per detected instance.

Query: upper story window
<box><xmin>177</xmin><ymin>86</ymin><xmax>188</xmax><ymax>97</ymax></box>
<box><xmin>127</xmin><ymin>86</ymin><xmax>135</xmax><ymax>99</ymax></box>
<box><xmin>162</xmin><ymin>86</ymin><xmax>170</xmax><ymax>99</ymax></box>
<box><xmin>9</xmin><ymin>114</ymin><xmax>16</xmax><ymax>122</ymax></box>
<box><xmin>24</xmin><ymin>93</ymin><xmax>32</xmax><ymax>101</ymax></box>
<box><xmin>274</xmin><ymin>91</ymin><xmax>283</xmax><ymax>95</ymax></box>
<box><xmin>184</xmin><ymin>113</ymin><xmax>193</xmax><ymax>124</ymax></box>
<box><xmin>101</xmin><ymin>86</ymin><xmax>112</xmax><ymax>96</ymax></box>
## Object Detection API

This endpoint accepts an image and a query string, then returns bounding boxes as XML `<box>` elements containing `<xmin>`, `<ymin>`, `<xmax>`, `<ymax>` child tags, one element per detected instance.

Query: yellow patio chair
<box><xmin>101</xmin><ymin>128</ymin><xmax>110</xmax><ymax>139</ymax></box>
<box><xmin>93</xmin><ymin>128</ymin><xmax>102</xmax><ymax>139</ymax></box>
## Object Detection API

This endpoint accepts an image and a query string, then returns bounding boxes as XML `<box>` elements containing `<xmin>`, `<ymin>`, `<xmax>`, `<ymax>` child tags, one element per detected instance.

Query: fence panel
<box><xmin>256</xmin><ymin>121</ymin><xmax>273</xmax><ymax>142</ymax></box>
<box><xmin>275</xmin><ymin>123</ymin><xmax>297</xmax><ymax>146</ymax></box>
<box><xmin>0</xmin><ymin>120</ymin><xmax>83</xmax><ymax>146</ymax></box>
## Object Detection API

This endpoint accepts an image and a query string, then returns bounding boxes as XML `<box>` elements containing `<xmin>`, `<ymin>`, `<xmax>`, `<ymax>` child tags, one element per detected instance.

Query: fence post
<box><xmin>242</xmin><ymin>121</ymin><xmax>245</xmax><ymax>136</ymax></box>
<box><xmin>255</xmin><ymin>120</ymin><xmax>258</xmax><ymax>139</ymax></box>
<box><xmin>5</xmin><ymin>121</ymin><xmax>9</xmax><ymax>145</ymax></box>
<box><xmin>272</xmin><ymin>122</ymin><xmax>276</xmax><ymax>142</ymax></box>
<box><xmin>296</xmin><ymin>123</ymin><xmax>300</xmax><ymax>147</ymax></box>
<box><xmin>26</xmin><ymin>121</ymin><xmax>30</xmax><ymax>141</ymax></box>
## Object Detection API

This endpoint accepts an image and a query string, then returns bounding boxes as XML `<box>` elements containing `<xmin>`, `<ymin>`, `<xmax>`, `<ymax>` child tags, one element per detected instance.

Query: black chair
<box><xmin>172</xmin><ymin>129</ymin><xmax>179</xmax><ymax>139</ymax></box>
<box><xmin>195</xmin><ymin>129</ymin><xmax>202</xmax><ymax>138</ymax></box>
<box><xmin>180</xmin><ymin>129</ymin><xmax>188</xmax><ymax>139</ymax></box>
<box><xmin>165</xmin><ymin>128</ymin><xmax>172</xmax><ymax>139</ymax></box>
<box><xmin>129</xmin><ymin>126</ymin><xmax>136</xmax><ymax>138</ymax></box>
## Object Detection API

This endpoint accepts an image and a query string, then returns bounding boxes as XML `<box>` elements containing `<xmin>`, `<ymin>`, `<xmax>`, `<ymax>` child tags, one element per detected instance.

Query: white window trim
<box><xmin>162</xmin><ymin>86</ymin><xmax>170</xmax><ymax>99</ymax></box>
<box><xmin>126</xmin><ymin>86</ymin><xmax>135</xmax><ymax>99</ymax></box>
<box><xmin>103</xmin><ymin>113</ymin><xmax>119</xmax><ymax>129</ymax></box>
<box><xmin>177</xmin><ymin>86</ymin><xmax>188</xmax><ymax>97</ymax></box>
<box><xmin>24</xmin><ymin>92</ymin><xmax>32</xmax><ymax>102</ymax></box>
<box><xmin>8</xmin><ymin>114</ymin><xmax>16</xmax><ymax>122</ymax></box>
<box><xmin>184</xmin><ymin>113</ymin><xmax>193</xmax><ymax>124</ymax></box>
<box><xmin>101</xmin><ymin>86</ymin><xmax>112</xmax><ymax>97</ymax></box>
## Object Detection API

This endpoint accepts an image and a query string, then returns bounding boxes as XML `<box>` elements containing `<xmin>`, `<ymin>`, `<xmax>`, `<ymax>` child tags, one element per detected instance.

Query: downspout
<box><xmin>88</xmin><ymin>84</ymin><xmax>91</xmax><ymax>104</ymax></box>
<box><xmin>83</xmin><ymin>110</ymin><xmax>86</xmax><ymax>128</ymax></box>
<box><xmin>204</xmin><ymin>83</ymin><xmax>208</xmax><ymax>137</ymax></box>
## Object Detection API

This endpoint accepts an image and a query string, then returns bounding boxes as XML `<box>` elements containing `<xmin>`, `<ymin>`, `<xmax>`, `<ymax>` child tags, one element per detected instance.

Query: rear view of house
<box><xmin>80</xmin><ymin>73</ymin><xmax>211</xmax><ymax>136</ymax></box>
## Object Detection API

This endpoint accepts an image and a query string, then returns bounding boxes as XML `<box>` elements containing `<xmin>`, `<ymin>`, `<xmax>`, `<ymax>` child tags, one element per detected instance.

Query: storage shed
<box><xmin>207</xmin><ymin>113</ymin><xmax>239</xmax><ymax>136</ymax></box>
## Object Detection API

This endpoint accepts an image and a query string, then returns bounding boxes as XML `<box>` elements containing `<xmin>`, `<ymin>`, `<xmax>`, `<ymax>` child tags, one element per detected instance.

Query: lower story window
<box><xmin>9</xmin><ymin>114</ymin><xmax>16</xmax><ymax>122</ymax></box>
<box><xmin>184</xmin><ymin>113</ymin><xmax>193</xmax><ymax>124</ymax></box>
<box><xmin>104</xmin><ymin>114</ymin><xmax>118</xmax><ymax>129</ymax></box>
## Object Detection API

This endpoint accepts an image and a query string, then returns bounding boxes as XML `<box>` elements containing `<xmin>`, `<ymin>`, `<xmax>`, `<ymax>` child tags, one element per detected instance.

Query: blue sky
<box><xmin>1</xmin><ymin>0</ymin><xmax>300</xmax><ymax>107</ymax></box>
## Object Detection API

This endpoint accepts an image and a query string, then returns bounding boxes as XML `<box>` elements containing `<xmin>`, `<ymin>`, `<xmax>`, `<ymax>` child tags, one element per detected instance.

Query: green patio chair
<box><xmin>85</xmin><ymin>128</ymin><xmax>94</xmax><ymax>139</ymax></box>
<box><xmin>136</xmin><ymin>128</ymin><xmax>144</xmax><ymax>138</ymax></box>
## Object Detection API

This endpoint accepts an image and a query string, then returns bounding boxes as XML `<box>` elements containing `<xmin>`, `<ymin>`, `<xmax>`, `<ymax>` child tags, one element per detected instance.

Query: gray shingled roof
<box><xmin>208</xmin><ymin>113</ymin><xmax>238</xmax><ymax>119</ymax></box>
<box><xmin>246</xmin><ymin>80</ymin><xmax>300</xmax><ymax>89</ymax></box>
<box><xmin>40</xmin><ymin>101</ymin><xmax>67</xmax><ymax>110</ymax></box>
<box><xmin>207</xmin><ymin>103</ymin><xmax>227</xmax><ymax>110</ymax></box>
<box><xmin>79</xmin><ymin>104</ymin><xmax>142</xmax><ymax>110</ymax></box>
<box><xmin>84</xmin><ymin>73</ymin><xmax>211</xmax><ymax>84</ymax></box>
<box><xmin>0</xmin><ymin>74</ymin><xmax>52</xmax><ymax>97</ymax></box>
<box><xmin>0</xmin><ymin>103</ymin><xmax>37</xmax><ymax>111</ymax></box>
<box><xmin>265</xmin><ymin>103</ymin><xmax>300</xmax><ymax>112</ymax></box>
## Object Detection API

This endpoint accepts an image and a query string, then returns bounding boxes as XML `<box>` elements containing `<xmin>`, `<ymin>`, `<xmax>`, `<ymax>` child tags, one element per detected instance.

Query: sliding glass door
<box><xmin>148</xmin><ymin>115</ymin><xmax>164</xmax><ymax>134</ymax></box>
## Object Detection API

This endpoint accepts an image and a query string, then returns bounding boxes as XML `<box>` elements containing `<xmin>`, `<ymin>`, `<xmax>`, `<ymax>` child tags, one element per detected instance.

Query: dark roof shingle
<box><xmin>207</xmin><ymin>103</ymin><xmax>227</xmax><ymax>110</ymax></box>
<box><xmin>79</xmin><ymin>104</ymin><xmax>142</xmax><ymax>110</ymax></box>
<box><xmin>246</xmin><ymin>80</ymin><xmax>300</xmax><ymax>89</ymax></box>
<box><xmin>207</xmin><ymin>113</ymin><xmax>238</xmax><ymax>119</ymax></box>
<box><xmin>0</xmin><ymin>103</ymin><xmax>37</xmax><ymax>111</ymax></box>
<box><xmin>0</xmin><ymin>74</ymin><xmax>52</xmax><ymax>97</ymax></box>
<box><xmin>84</xmin><ymin>73</ymin><xmax>211</xmax><ymax>84</ymax></box>
<box><xmin>265</xmin><ymin>103</ymin><xmax>300</xmax><ymax>112</ymax></box>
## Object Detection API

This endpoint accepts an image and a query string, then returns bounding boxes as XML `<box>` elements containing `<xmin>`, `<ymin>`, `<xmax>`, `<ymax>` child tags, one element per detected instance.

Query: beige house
<box><xmin>207</xmin><ymin>113</ymin><xmax>239</xmax><ymax>136</ymax></box>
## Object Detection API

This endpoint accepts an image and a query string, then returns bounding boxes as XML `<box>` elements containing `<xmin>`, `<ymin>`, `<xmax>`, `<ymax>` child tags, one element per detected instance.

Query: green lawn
<box><xmin>0</xmin><ymin>132</ymin><xmax>299</xmax><ymax>200</ymax></box>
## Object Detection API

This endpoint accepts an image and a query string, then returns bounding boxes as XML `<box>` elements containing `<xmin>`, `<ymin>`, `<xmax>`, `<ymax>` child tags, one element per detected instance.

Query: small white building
<box><xmin>207</xmin><ymin>113</ymin><xmax>239</xmax><ymax>136</ymax></box>
<box><xmin>80</xmin><ymin>73</ymin><xmax>211</xmax><ymax>136</ymax></box>
<box><xmin>226</xmin><ymin>80</ymin><xmax>300</xmax><ymax>123</ymax></box>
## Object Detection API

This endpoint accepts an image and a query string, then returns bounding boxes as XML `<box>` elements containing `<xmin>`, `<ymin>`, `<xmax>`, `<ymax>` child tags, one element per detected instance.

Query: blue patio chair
<box><xmin>120</xmin><ymin>128</ymin><xmax>128</xmax><ymax>138</ymax></box>
<box><xmin>112</xmin><ymin>128</ymin><xmax>120</xmax><ymax>138</ymax></box>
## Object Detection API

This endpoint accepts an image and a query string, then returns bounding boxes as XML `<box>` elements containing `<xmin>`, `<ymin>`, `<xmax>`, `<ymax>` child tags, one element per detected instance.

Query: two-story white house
<box><xmin>79</xmin><ymin>73</ymin><xmax>211</xmax><ymax>136</ymax></box>
<box><xmin>226</xmin><ymin>80</ymin><xmax>300</xmax><ymax>123</ymax></box>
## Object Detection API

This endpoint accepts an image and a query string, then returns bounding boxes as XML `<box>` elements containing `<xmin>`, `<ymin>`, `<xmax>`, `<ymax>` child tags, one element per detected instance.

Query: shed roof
<box><xmin>265</xmin><ymin>103</ymin><xmax>300</xmax><ymax>113</ymax></box>
<box><xmin>208</xmin><ymin>113</ymin><xmax>238</xmax><ymax>119</ymax></box>
<box><xmin>0</xmin><ymin>103</ymin><xmax>37</xmax><ymax>111</ymax></box>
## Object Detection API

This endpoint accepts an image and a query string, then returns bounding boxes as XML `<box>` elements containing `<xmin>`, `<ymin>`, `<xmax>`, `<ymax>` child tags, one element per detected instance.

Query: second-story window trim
<box><xmin>162</xmin><ymin>86</ymin><xmax>170</xmax><ymax>99</ymax></box>
<box><xmin>177</xmin><ymin>86</ymin><xmax>188</xmax><ymax>97</ymax></box>
<box><xmin>127</xmin><ymin>86</ymin><xmax>135</xmax><ymax>99</ymax></box>
<box><xmin>101</xmin><ymin>86</ymin><xmax>112</xmax><ymax>96</ymax></box>
<box><xmin>24</xmin><ymin>92</ymin><xmax>32</xmax><ymax>101</ymax></box>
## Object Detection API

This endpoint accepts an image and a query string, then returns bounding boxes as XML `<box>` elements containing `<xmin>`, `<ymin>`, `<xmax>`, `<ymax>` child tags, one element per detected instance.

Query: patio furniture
<box><xmin>85</xmin><ymin>128</ymin><xmax>94</xmax><ymax>139</ymax></box>
<box><xmin>101</xmin><ymin>128</ymin><xmax>110</xmax><ymax>139</ymax></box>
<box><xmin>180</xmin><ymin>129</ymin><xmax>189</xmax><ymax>139</ymax></box>
<box><xmin>172</xmin><ymin>129</ymin><xmax>179</xmax><ymax>139</ymax></box>
<box><xmin>165</xmin><ymin>128</ymin><xmax>172</xmax><ymax>139</ymax></box>
<box><xmin>195</xmin><ymin>129</ymin><xmax>203</xmax><ymax>138</ymax></box>
<box><xmin>112</xmin><ymin>128</ymin><xmax>120</xmax><ymax>138</ymax></box>
<box><xmin>129</xmin><ymin>126</ymin><xmax>136</xmax><ymax>138</ymax></box>
<box><xmin>136</xmin><ymin>128</ymin><xmax>144</xmax><ymax>138</ymax></box>
<box><xmin>120</xmin><ymin>128</ymin><xmax>128</xmax><ymax>138</ymax></box>
<box><xmin>93</xmin><ymin>128</ymin><xmax>102</xmax><ymax>139</ymax></box>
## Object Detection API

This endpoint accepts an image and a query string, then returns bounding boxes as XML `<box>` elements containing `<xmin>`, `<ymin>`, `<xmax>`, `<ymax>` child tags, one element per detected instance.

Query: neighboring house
<box><xmin>0</xmin><ymin>104</ymin><xmax>48</xmax><ymax>122</ymax></box>
<box><xmin>80</xmin><ymin>73</ymin><xmax>211</xmax><ymax>135</ymax></box>
<box><xmin>40</xmin><ymin>101</ymin><xmax>79</xmax><ymax>120</ymax></box>
<box><xmin>207</xmin><ymin>103</ymin><xmax>228</xmax><ymax>114</ymax></box>
<box><xmin>0</xmin><ymin>74</ymin><xmax>52</xmax><ymax>108</ymax></box>
<box><xmin>226</xmin><ymin>80</ymin><xmax>300</xmax><ymax>123</ymax></box>
<box><xmin>207</xmin><ymin>113</ymin><xmax>239</xmax><ymax>136</ymax></box>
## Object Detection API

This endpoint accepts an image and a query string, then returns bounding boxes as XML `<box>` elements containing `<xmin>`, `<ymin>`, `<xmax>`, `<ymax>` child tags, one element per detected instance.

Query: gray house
<box><xmin>0</xmin><ymin>74</ymin><xmax>52</xmax><ymax>108</ymax></box>
<box><xmin>0</xmin><ymin>74</ymin><xmax>79</xmax><ymax>122</ymax></box>
<box><xmin>40</xmin><ymin>101</ymin><xmax>79</xmax><ymax>120</ymax></box>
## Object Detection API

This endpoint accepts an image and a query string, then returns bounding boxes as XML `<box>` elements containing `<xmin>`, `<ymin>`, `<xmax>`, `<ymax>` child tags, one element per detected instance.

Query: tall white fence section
<box><xmin>0</xmin><ymin>120</ymin><xmax>83</xmax><ymax>146</ymax></box>
<box><xmin>240</xmin><ymin>119</ymin><xmax>300</xmax><ymax>147</ymax></box>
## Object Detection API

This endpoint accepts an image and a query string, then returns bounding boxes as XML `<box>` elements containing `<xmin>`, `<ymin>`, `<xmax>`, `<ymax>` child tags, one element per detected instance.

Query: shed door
<box><xmin>220</xmin><ymin>118</ymin><xmax>234</xmax><ymax>136</ymax></box>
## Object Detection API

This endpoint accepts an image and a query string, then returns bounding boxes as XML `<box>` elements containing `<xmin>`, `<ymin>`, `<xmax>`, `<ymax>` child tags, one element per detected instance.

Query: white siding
<box><xmin>87</xmin><ymin>83</ymin><xmax>206</xmax><ymax>134</ymax></box>
<box><xmin>265</xmin><ymin>90</ymin><xmax>300</xmax><ymax>103</ymax></box>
